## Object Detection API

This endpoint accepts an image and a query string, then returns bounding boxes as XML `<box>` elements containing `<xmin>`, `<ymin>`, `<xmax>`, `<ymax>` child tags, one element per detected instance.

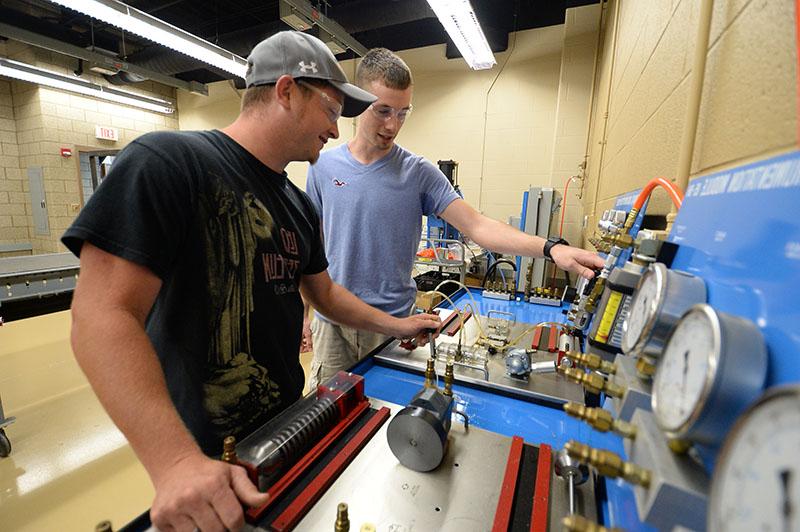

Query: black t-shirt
<box><xmin>62</xmin><ymin>130</ymin><xmax>328</xmax><ymax>454</ymax></box>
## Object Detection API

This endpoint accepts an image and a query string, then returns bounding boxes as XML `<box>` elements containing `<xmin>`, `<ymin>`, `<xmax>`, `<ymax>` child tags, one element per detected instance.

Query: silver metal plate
<box><xmin>295</xmin><ymin>400</ymin><xmax>510</xmax><ymax>531</ymax></box>
<box><xmin>374</xmin><ymin>311</ymin><xmax>584</xmax><ymax>405</ymax></box>
<box><xmin>294</xmin><ymin>399</ymin><xmax>597</xmax><ymax>532</ymax></box>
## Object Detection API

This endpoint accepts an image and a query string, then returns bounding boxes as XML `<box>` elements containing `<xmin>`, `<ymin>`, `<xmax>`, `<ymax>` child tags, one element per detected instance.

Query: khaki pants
<box><xmin>307</xmin><ymin>316</ymin><xmax>391</xmax><ymax>390</ymax></box>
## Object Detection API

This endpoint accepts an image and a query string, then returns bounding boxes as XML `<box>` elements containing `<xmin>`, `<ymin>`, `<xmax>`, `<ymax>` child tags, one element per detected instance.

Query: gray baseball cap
<box><xmin>245</xmin><ymin>31</ymin><xmax>376</xmax><ymax>118</ymax></box>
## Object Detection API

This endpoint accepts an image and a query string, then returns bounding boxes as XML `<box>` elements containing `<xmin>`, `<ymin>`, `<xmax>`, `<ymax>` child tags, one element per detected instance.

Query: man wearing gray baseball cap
<box><xmin>63</xmin><ymin>31</ymin><xmax>439</xmax><ymax>531</ymax></box>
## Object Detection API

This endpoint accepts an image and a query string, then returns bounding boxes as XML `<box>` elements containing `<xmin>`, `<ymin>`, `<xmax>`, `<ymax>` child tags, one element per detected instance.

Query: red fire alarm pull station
<box><xmin>60</xmin><ymin>148</ymin><xmax>72</xmax><ymax>157</ymax></box>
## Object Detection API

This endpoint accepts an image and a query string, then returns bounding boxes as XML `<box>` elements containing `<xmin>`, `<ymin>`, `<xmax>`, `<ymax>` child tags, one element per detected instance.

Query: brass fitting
<box><xmin>601</xmin><ymin>232</ymin><xmax>634</xmax><ymax>249</ymax></box>
<box><xmin>443</xmin><ymin>362</ymin><xmax>455</xmax><ymax>397</ymax></box>
<box><xmin>563</xmin><ymin>402</ymin><xmax>637</xmax><ymax>439</ymax></box>
<box><xmin>622</xmin><ymin>207</ymin><xmax>640</xmax><ymax>233</ymax></box>
<box><xmin>565</xmin><ymin>440</ymin><xmax>651</xmax><ymax>488</ymax></box>
<box><xmin>584</xmin><ymin>278</ymin><xmax>607</xmax><ymax>312</ymax></box>
<box><xmin>221</xmin><ymin>436</ymin><xmax>237</xmax><ymax>464</ymax></box>
<box><xmin>588</xmin><ymin>237</ymin><xmax>611</xmax><ymax>253</ymax></box>
<box><xmin>562</xmin><ymin>515</ymin><xmax>624</xmax><ymax>532</ymax></box>
<box><xmin>565</xmin><ymin>351</ymin><xmax>618</xmax><ymax>374</ymax></box>
<box><xmin>424</xmin><ymin>358</ymin><xmax>437</xmax><ymax>389</ymax></box>
<box><xmin>635</xmin><ymin>357</ymin><xmax>656</xmax><ymax>378</ymax></box>
<box><xmin>667</xmin><ymin>438</ymin><xmax>692</xmax><ymax>454</ymax></box>
<box><xmin>335</xmin><ymin>502</ymin><xmax>350</xmax><ymax>532</ymax></box>
<box><xmin>559</xmin><ymin>367</ymin><xmax>625</xmax><ymax>398</ymax></box>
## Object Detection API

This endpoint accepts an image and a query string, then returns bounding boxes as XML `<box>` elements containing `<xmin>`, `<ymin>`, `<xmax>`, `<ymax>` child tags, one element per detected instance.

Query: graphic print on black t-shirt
<box><xmin>200</xmin><ymin>174</ymin><xmax>292</xmax><ymax>437</ymax></box>
<box><xmin>62</xmin><ymin>130</ymin><xmax>328</xmax><ymax>453</ymax></box>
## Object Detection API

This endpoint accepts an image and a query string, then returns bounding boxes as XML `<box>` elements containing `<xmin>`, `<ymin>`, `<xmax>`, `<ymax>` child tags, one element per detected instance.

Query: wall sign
<box><xmin>95</xmin><ymin>125</ymin><xmax>119</xmax><ymax>141</ymax></box>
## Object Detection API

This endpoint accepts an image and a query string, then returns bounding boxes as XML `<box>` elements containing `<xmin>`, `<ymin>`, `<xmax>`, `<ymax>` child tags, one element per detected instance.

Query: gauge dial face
<box><xmin>622</xmin><ymin>267</ymin><xmax>660</xmax><ymax>352</ymax></box>
<box><xmin>709</xmin><ymin>389</ymin><xmax>800</xmax><ymax>532</ymax></box>
<box><xmin>652</xmin><ymin>308</ymin><xmax>716</xmax><ymax>432</ymax></box>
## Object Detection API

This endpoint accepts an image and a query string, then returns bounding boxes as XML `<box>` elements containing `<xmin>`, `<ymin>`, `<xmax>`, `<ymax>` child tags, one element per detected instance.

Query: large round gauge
<box><xmin>651</xmin><ymin>304</ymin><xmax>767</xmax><ymax>445</ymax></box>
<box><xmin>621</xmin><ymin>262</ymin><xmax>706</xmax><ymax>358</ymax></box>
<box><xmin>708</xmin><ymin>386</ymin><xmax>800</xmax><ymax>532</ymax></box>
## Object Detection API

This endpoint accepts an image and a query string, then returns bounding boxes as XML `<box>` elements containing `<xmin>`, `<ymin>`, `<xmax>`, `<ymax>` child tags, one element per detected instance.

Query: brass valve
<box><xmin>600</xmin><ymin>232</ymin><xmax>634</xmax><ymax>249</ymax></box>
<box><xmin>562</xmin><ymin>514</ymin><xmax>624</xmax><ymax>532</ymax></box>
<box><xmin>622</xmin><ymin>207</ymin><xmax>640</xmax><ymax>233</ymax></box>
<box><xmin>335</xmin><ymin>502</ymin><xmax>350</xmax><ymax>532</ymax></box>
<box><xmin>221</xmin><ymin>436</ymin><xmax>237</xmax><ymax>464</ymax></box>
<box><xmin>588</xmin><ymin>236</ymin><xmax>612</xmax><ymax>253</ymax></box>
<box><xmin>565</xmin><ymin>440</ymin><xmax>651</xmax><ymax>488</ymax></box>
<box><xmin>563</xmin><ymin>402</ymin><xmax>637</xmax><ymax>439</ymax></box>
<box><xmin>584</xmin><ymin>278</ymin><xmax>607</xmax><ymax>312</ymax></box>
<box><xmin>565</xmin><ymin>351</ymin><xmax>618</xmax><ymax>374</ymax></box>
<box><xmin>559</xmin><ymin>367</ymin><xmax>625</xmax><ymax>398</ymax></box>
<box><xmin>424</xmin><ymin>358</ymin><xmax>437</xmax><ymax>389</ymax></box>
<box><xmin>667</xmin><ymin>438</ymin><xmax>692</xmax><ymax>454</ymax></box>
<box><xmin>635</xmin><ymin>357</ymin><xmax>656</xmax><ymax>378</ymax></box>
<box><xmin>443</xmin><ymin>362</ymin><xmax>454</xmax><ymax>397</ymax></box>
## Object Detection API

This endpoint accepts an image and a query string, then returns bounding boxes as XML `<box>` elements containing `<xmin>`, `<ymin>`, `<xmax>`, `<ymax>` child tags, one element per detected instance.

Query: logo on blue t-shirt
<box><xmin>333</xmin><ymin>178</ymin><xmax>348</xmax><ymax>187</ymax></box>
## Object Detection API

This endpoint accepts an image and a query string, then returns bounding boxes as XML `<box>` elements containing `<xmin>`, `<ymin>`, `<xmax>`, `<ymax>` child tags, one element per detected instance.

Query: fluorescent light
<box><xmin>426</xmin><ymin>0</ymin><xmax>496</xmax><ymax>70</ymax></box>
<box><xmin>47</xmin><ymin>0</ymin><xmax>248</xmax><ymax>78</ymax></box>
<box><xmin>0</xmin><ymin>57</ymin><xmax>175</xmax><ymax>113</ymax></box>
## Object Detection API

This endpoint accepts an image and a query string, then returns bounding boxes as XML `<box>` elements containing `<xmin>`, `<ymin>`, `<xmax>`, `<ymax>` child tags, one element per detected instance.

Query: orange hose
<box><xmin>633</xmin><ymin>177</ymin><xmax>684</xmax><ymax>211</ymax></box>
<box><xmin>549</xmin><ymin>176</ymin><xmax>576</xmax><ymax>288</ymax></box>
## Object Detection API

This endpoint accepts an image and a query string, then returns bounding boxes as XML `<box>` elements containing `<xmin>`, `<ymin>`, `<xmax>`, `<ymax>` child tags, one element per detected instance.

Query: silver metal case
<box><xmin>651</xmin><ymin>304</ymin><xmax>768</xmax><ymax>445</ymax></box>
<box><xmin>621</xmin><ymin>262</ymin><xmax>707</xmax><ymax>358</ymax></box>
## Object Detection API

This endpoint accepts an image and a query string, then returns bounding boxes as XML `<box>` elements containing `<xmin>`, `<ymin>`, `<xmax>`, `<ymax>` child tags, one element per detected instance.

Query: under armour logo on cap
<box><xmin>298</xmin><ymin>61</ymin><xmax>318</xmax><ymax>74</ymax></box>
<box><xmin>245</xmin><ymin>31</ymin><xmax>376</xmax><ymax>116</ymax></box>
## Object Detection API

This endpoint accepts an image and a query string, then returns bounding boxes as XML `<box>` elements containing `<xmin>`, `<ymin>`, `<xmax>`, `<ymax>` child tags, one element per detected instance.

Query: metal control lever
<box><xmin>555</xmin><ymin>448</ymin><xmax>589</xmax><ymax>515</ymax></box>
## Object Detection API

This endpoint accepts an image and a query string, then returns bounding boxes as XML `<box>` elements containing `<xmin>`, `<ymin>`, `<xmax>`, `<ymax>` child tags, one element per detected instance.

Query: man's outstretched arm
<box><xmin>440</xmin><ymin>199</ymin><xmax>605</xmax><ymax>279</ymax></box>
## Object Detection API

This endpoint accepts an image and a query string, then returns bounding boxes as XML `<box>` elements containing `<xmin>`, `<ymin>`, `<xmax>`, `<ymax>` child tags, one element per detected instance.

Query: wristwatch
<box><xmin>543</xmin><ymin>237</ymin><xmax>569</xmax><ymax>261</ymax></box>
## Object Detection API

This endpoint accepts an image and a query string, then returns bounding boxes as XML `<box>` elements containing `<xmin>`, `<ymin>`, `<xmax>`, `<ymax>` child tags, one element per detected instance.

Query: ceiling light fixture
<box><xmin>426</xmin><ymin>0</ymin><xmax>496</xmax><ymax>70</ymax></box>
<box><xmin>0</xmin><ymin>57</ymin><xmax>175</xmax><ymax>114</ymax></box>
<box><xmin>47</xmin><ymin>0</ymin><xmax>248</xmax><ymax>79</ymax></box>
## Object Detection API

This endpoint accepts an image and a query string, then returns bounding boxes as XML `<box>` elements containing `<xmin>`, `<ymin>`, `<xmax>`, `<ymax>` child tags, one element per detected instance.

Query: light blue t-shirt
<box><xmin>306</xmin><ymin>143</ymin><xmax>460</xmax><ymax>320</ymax></box>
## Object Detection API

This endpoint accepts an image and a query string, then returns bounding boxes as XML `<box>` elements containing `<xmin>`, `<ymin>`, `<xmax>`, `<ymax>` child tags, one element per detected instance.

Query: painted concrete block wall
<box><xmin>582</xmin><ymin>0</ymin><xmax>797</xmax><ymax>234</ymax></box>
<box><xmin>549</xmin><ymin>4</ymin><xmax>601</xmax><ymax>248</ymax></box>
<box><xmin>394</xmin><ymin>26</ymin><xmax>569</xmax><ymax>225</ymax></box>
<box><xmin>0</xmin><ymin>41</ymin><xmax>179</xmax><ymax>255</ymax></box>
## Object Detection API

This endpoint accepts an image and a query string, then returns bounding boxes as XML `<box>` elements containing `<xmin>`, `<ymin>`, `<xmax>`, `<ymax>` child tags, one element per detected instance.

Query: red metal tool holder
<box><xmin>270</xmin><ymin>406</ymin><xmax>391</xmax><ymax>531</ymax></box>
<box><xmin>492</xmin><ymin>436</ymin><xmax>525</xmax><ymax>532</ymax></box>
<box><xmin>530</xmin><ymin>444</ymin><xmax>552</xmax><ymax>532</ymax></box>
<box><xmin>491</xmin><ymin>437</ymin><xmax>553</xmax><ymax>532</ymax></box>
<box><xmin>531</xmin><ymin>326</ymin><xmax>544</xmax><ymax>350</ymax></box>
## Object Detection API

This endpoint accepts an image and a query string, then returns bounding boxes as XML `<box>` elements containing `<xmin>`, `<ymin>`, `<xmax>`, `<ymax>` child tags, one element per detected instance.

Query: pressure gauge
<box><xmin>621</xmin><ymin>262</ymin><xmax>706</xmax><ymax>358</ymax></box>
<box><xmin>708</xmin><ymin>386</ymin><xmax>800</xmax><ymax>532</ymax></box>
<box><xmin>651</xmin><ymin>304</ymin><xmax>767</xmax><ymax>445</ymax></box>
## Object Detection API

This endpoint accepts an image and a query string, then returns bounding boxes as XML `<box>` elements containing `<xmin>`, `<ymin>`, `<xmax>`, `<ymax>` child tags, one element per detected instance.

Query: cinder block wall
<box><xmin>582</xmin><ymin>0</ymin><xmax>797</xmax><ymax>235</ymax></box>
<box><xmin>0</xmin><ymin>41</ymin><xmax>179</xmax><ymax>256</ymax></box>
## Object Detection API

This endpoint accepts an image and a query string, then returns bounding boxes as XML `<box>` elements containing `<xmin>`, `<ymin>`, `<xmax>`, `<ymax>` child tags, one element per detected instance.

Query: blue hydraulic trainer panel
<box><xmin>668</xmin><ymin>150</ymin><xmax>800</xmax><ymax>385</ymax></box>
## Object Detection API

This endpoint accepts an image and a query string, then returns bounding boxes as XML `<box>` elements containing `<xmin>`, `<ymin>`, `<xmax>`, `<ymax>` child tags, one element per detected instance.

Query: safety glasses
<box><xmin>368</xmin><ymin>103</ymin><xmax>413</xmax><ymax>122</ymax></box>
<box><xmin>296</xmin><ymin>79</ymin><xmax>343</xmax><ymax>123</ymax></box>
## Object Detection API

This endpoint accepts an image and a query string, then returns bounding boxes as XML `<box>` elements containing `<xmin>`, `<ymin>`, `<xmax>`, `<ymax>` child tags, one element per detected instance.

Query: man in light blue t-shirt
<box><xmin>304</xmin><ymin>48</ymin><xmax>604</xmax><ymax>388</ymax></box>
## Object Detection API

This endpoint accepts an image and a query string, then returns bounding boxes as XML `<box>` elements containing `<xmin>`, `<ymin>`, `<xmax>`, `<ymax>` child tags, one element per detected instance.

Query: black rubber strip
<box><xmin>509</xmin><ymin>443</ymin><xmax>540</xmax><ymax>532</ymax></box>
